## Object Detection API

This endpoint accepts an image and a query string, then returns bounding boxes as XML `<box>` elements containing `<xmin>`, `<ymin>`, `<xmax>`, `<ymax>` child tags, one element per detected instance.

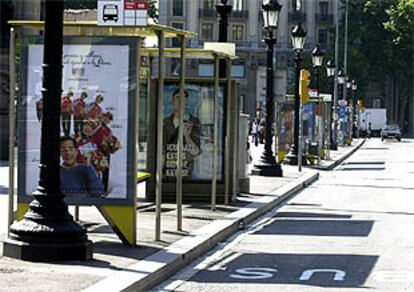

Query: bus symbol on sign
<box><xmin>103</xmin><ymin>4</ymin><xmax>119</xmax><ymax>23</ymax></box>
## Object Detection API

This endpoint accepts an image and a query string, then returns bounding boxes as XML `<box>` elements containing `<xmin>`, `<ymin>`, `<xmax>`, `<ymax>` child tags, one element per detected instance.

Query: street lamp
<box><xmin>216</xmin><ymin>0</ymin><xmax>232</xmax><ymax>78</ymax></box>
<box><xmin>312</xmin><ymin>45</ymin><xmax>324</xmax><ymax>160</ymax></box>
<box><xmin>337</xmin><ymin>68</ymin><xmax>345</xmax><ymax>87</ymax></box>
<box><xmin>3</xmin><ymin>0</ymin><xmax>92</xmax><ymax>261</ymax></box>
<box><xmin>312</xmin><ymin>45</ymin><xmax>324</xmax><ymax>67</ymax></box>
<box><xmin>346</xmin><ymin>77</ymin><xmax>352</xmax><ymax>90</ymax></box>
<box><xmin>312</xmin><ymin>44</ymin><xmax>324</xmax><ymax>92</ymax></box>
<box><xmin>252</xmin><ymin>0</ymin><xmax>283</xmax><ymax>177</ymax></box>
<box><xmin>283</xmin><ymin>22</ymin><xmax>307</xmax><ymax>166</ymax></box>
<box><xmin>326</xmin><ymin>59</ymin><xmax>337</xmax><ymax>150</ymax></box>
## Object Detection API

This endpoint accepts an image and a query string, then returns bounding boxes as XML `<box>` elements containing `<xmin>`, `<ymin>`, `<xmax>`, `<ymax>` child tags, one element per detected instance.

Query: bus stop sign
<box><xmin>98</xmin><ymin>0</ymin><xmax>148</xmax><ymax>26</ymax></box>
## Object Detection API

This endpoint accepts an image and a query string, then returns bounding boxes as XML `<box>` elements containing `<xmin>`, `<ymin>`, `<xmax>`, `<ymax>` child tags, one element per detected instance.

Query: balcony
<box><xmin>199</xmin><ymin>9</ymin><xmax>248</xmax><ymax>19</ymax></box>
<box><xmin>288</xmin><ymin>12</ymin><xmax>306</xmax><ymax>23</ymax></box>
<box><xmin>231</xmin><ymin>10</ymin><xmax>248</xmax><ymax>18</ymax></box>
<box><xmin>199</xmin><ymin>9</ymin><xmax>215</xmax><ymax>18</ymax></box>
<box><xmin>315</xmin><ymin>14</ymin><xmax>334</xmax><ymax>24</ymax></box>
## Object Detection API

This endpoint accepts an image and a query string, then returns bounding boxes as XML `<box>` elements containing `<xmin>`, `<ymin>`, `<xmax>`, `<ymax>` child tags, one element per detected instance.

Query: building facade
<box><xmin>0</xmin><ymin>0</ymin><xmax>43</xmax><ymax>159</ymax></box>
<box><xmin>158</xmin><ymin>0</ymin><xmax>339</xmax><ymax>117</ymax></box>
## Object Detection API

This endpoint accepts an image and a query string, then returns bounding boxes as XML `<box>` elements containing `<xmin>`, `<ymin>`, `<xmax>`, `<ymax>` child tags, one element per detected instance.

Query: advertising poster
<box><xmin>302</xmin><ymin>103</ymin><xmax>315</xmax><ymax>141</ymax></box>
<box><xmin>19</xmin><ymin>38</ymin><xmax>136</xmax><ymax>204</ymax></box>
<box><xmin>163</xmin><ymin>84</ymin><xmax>224</xmax><ymax>181</ymax></box>
<box><xmin>278</xmin><ymin>105</ymin><xmax>294</xmax><ymax>158</ymax></box>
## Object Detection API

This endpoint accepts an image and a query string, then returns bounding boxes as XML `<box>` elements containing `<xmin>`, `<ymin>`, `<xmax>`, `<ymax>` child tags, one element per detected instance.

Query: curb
<box><xmin>83</xmin><ymin>171</ymin><xmax>319</xmax><ymax>292</ymax></box>
<box><xmin>318</xmin><ymin>139</ymin><xmax>366</xmax><ymax>170</ymax></box>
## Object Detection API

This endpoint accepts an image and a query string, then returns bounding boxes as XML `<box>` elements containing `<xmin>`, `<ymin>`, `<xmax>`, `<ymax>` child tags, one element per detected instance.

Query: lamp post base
<box><xmin>251</xmin><ymin>152</ymin><xmax>283</xmax><ymax>177</ymax></box>
<box><xmin>3</xmin><ymin>197</ymin><xmax>93</xmax><ymax>262</ymax></box>
<box><xmin>282</xmin><ymin>151</ymin><xmax>307</xmax><ymax>166</ymax></box>
<box><xmin>330</xmin><ymin>137</ymin><xmax>338</xmax><ymax>150</ymax></box>
<box><xmin>3</xmin><ymin>238</ymin><xmax>93</xmax><ymax>262</ymax></box>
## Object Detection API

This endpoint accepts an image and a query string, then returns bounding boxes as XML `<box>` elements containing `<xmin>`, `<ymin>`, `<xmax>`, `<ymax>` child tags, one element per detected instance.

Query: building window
<box><xmin>232</xmin><ymin>0</ymin><xmax>244</xmax><ymax>11</ymax></box>
<box><xmin>292</xmin><ymin>0</ymin><xmax>303</xmax><ymax>11</ymax></box>
<box><xmin>318</xmin><ymin>29</ymin><xmax>328</xmax><ymax>45</ymax></box>
<box><xmin>172</xmin><ymin>0</ymin><xmax>184</xmax><ymax>16</ymax></box>
<box><xmin>319</xmin><ymin>1</ymin><xmax>328</xmax><ymax>15</ymax></box>
<box><xmin>232</xmin><ymin>24</ymin><xmax>244</xmax><ymax>41</ymax></box>
<box><xmin>231</xmin><ymin>60</ymin><xmax>245</xmax><ymax>78</ymax></box>
<box><xmin>198</xmin><ymin>60</ymin><xmax>214</xmax><ymax>77</ymax></box>
<box><xmin>201</xmin><ymin>23</ymin><xmax>214</xmax><ymax>40</ymax></box>
<box><xmin>198</xmin><ymin>60</ymin><xmax>245</xmax><ymax>78</ymax></box>
<box><xmin>171</xmin><ymin>22</ymin><xmax>184</xmax><ymax>47</ymax></box>
<box><xmin>203</xmin><ymin>0</ymin><xmax>215</xmax><ymax>10</ymax></box>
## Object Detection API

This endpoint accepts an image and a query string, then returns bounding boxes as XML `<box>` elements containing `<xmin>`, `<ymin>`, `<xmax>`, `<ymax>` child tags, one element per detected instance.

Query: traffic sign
<box><xmin>98</xmin><ymin>0</ymin><xmax>148</xmax><ymax>26</ymax></box>
<box><xmin>338</xmin><ymin>99</ymin><xmax>348</xmax><ymax>106</ymax></box>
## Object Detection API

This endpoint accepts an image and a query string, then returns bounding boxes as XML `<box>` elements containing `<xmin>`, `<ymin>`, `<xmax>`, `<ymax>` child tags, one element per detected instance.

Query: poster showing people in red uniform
<box><xmin>20</xmin><ymin>39</ymin><xmax>136</xmax><ymax>204</ymax></box>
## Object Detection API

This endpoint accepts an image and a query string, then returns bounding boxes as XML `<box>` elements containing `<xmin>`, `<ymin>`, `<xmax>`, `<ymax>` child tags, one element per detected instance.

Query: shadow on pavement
<box><xmin>92</xmin><ymin>240</ymin><xmax>161</xmax><ymax>260</ymax></box>
<box><xmin>255</xmin><ymin>219</ymin><xmax>374</xmax><ymax>237</ymax></box>
<box><xmin>273</xmin><ymin>212</ymin><xmax>352</xmax><ymax>219</ymax></box>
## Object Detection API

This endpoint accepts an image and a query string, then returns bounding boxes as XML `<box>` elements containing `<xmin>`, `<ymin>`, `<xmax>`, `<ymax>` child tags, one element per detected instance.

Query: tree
<box><xmin>64</xmin><ymin>0</ymin><xmax>96</xmax><ymax>10</ymax></box>
<box><xmin>342</xmin><ymin>0</ymin><xmax>413</xmax><ymax>128</ymax></box>
<box><xmin>382</xmin><ymin>0</ymin><xmax>414</xmax><ymax>126</ymax></box>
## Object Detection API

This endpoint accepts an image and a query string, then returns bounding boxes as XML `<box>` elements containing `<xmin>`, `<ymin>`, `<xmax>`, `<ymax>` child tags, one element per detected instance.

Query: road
<box><xmin>154</xmin><ymin>138</ymin><xmax>414</xmax><ymax>291</ymax></box>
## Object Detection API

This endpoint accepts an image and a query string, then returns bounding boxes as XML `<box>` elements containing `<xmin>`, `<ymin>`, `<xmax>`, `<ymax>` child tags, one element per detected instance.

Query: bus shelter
<box><xmin>139</xmin><ymin>45</ymin><xmax>241</xmax><ymax>239</ymax></box>
<box><xmin>7</xmin><ymin>20</ymin><xmax>195</xmax><ymax>245</ymax></box>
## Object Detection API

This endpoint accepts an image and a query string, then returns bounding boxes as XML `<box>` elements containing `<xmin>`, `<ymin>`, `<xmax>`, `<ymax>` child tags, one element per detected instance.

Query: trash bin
<box><xmin>308</xmin><ymin>141</ymin><xmax>319</xmax><ymax>156</ymax></box>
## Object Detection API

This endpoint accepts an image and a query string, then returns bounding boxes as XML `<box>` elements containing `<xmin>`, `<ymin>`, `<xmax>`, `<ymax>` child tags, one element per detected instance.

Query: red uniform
<box><xmin>73</xmin><ymin>98</ymin><xmax>86</xmax><ymax>117</ymax></box>
<box><xmin>85</xmin><ymin>102</ymin><xmax>102</xmax><ymax>120</ymax></box>
<box><xmin>61</xmin><ymin>97</ymin><xmax>72</xmax><ymax>114</ymax></box>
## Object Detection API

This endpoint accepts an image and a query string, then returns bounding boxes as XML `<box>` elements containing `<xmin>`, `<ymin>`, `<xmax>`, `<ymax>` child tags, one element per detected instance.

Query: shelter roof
<box><xmin>141</xmin><ymin>47</ymin><xmax>237</xmax><ymax>60</ymax></box>
<box><xmin>8</xmin><ymin>21</ymin><xmax>197</xmax><ymax>38</ymax></box>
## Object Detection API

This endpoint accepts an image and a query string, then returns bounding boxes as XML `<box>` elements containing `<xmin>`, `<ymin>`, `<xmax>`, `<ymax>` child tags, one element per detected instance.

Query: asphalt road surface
<box><xmin>154</xmin><ymin>138</ymin><xmax>414</xmax><ymax>292</ymax></box>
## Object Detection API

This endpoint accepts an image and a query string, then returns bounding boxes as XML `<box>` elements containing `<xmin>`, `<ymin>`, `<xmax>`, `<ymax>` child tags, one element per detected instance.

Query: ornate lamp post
<box><xmin>312</xmin><ymin>45</ymin><xmax>324</xmax><ymax>158</ymax></box>
<box><xmin>283</xmin><ymin>22</ymin><xmax>307</xmax><ymax>165</ymax></box>
<box><xmin>252</xmin><ymin>0</ymin><xmax>283</xmax><ymax>177</ymax></box>
<box><xmin>345</xmin><ymin>76</ymin><xmax>352</xmax><ymax>142</ymax></box>
<box><xmin>336</xmin><ymin>68</ymin><xmax>346</xmax><ymax>145</ymax></box>
<box><xmin>326</xmin><ymin>59</ymin><xmax>337</xmax><ymax>150</ymax></box>
<box><xmin>3</xmin><ymin>0</ymin><xmax>92</xmax><ymax>261</ymax></box>
<box><xmin>351</xmin><ymin>79</ymin><xmax>358</xmax><ymax>137</ymax></box>
<box><xmin>216</xmin><ymin>0</ymin><xmax>232</xmax><ymax>78</ymax></box>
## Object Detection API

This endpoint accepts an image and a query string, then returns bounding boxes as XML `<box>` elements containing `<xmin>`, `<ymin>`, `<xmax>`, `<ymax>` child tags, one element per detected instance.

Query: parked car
<box><xmin>381</xmin><ymin>124</ymin><xmax>401</xmax><ymax>141</ymax></box>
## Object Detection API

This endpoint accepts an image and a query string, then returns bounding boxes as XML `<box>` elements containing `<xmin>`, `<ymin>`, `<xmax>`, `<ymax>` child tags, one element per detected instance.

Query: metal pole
<box><xmin>7</xmin><ymin>27</ymin><xmax>16</xmax><ymax>235</ymax></box>
<box><xmin>132</xmin><ymin>37</ymin><xmax>142</xmax><ymax>245</ymax></box>
<box><xmin>224</xmin><ymin>57</ymin><xmax>232</xmax><ymax>205</ymax></box>
<box><xmin>343</xmin><ymin>0</ymin><xmax>349</xmax><ymax>142</ymax></box>
<box><xmin>298</xmin><ymin>104</ymin><xmax>303</xmax><ymax>172</ymax></box>
<box><xmin>343</xmin><ymin>0</ymin><xmax>349</xmax><ymax>102</ymax></box>
<box><xmin>294</xmin><ymin>56</ymin><xmax>300</xmax><ymax>163</ymax></box>
<box><xmin>216</xmin><ymin>0</ymin><xmax>232</xmax><ymax>78</ymax></box>
<box><xmin>176</xmin><ymin>35</ymin><xmax>186</xmax><ymax>231</ymax></box>
<box><xmin>333</xmin><ymin>0</ymin><xmax>340</xmax><ymax>148</ymax></box>
<box><xmin>326</xmin><ymin>100</ymin><xmax>331</xmax><ymax>159</ymax></box>
<box><xmin>316</xmin><ymin>68</ymin><xmax>322</xmax><ymax>163</ymax></box>
<box><xmin>155</xmin><ymin>30</ymin><xmax>165</xmax><ymax>241</ymax></box>
<box><xmin>211</xmin><ymin>55</ymin><xmax>219</xmax><ymax>211</ymax></box>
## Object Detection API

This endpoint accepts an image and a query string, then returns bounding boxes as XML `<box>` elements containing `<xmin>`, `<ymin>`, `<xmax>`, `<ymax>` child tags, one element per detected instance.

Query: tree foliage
<box><xmin>64</xmin><ymin>0</ymin><xmax>97</xmax><ymax>10</ymax></box>
<box><xmin>342</xmin><ymin>0</ymin><xmax>413</xmax><ymax>112</ymax></box>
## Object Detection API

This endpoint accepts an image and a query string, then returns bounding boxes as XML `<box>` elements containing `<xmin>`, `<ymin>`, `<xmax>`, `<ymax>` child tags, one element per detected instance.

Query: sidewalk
<box><xmin>0</xmin><ymin>139</ymin><xmax>364</xmax><ymax>292</ymax></box>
